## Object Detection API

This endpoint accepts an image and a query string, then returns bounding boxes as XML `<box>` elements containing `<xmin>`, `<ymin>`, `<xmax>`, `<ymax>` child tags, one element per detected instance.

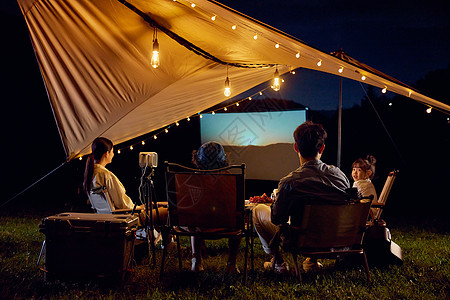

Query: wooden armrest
<box><xmin>112</xmin><ymin>208</ymin><xmax>134</xmax><ymax>214</ymax></box>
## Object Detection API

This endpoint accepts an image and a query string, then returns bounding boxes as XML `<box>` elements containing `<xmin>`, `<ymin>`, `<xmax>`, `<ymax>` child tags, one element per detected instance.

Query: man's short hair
<box><xmin>293</xmin><ymin>121</ymin><xmax>327</xmax><ymax>158</ymax></box>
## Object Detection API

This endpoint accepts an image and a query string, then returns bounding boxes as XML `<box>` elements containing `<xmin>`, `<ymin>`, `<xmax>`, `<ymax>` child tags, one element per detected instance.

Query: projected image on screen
<box><xmin>201</xmin><ymin>111</ymin><xmax>305</xmax><ymax>146</ymax></box>
<box><xmin>200</xmin><ymin>110</ymin><xmax>307</xmax><ymax>180</ymax></box>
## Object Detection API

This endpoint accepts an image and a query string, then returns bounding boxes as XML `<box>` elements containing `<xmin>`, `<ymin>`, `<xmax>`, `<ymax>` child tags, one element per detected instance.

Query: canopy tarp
<box><xmin>17</xmin><ymin>0</ymin><xmax>450</xmax><ymax>160</ymax></box>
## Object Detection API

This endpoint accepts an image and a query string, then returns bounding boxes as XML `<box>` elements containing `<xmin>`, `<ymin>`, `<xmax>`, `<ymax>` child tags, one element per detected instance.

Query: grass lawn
<box><xmin>0</xmin><ymin>213</ymin><xmax>448</xmax><ymax>299</ymax></box>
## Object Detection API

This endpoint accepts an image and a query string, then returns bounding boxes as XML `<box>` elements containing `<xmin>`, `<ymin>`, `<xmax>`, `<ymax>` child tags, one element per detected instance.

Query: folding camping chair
<box><xmin>363</xmin><ymin>170</ymin><xmax>403</xmax><ymax>266</ymax></box>
<box><xmin>160</xmin><ymin>162</ymin><xmax>251</xmax><ymax>284</ymax></box>
<box><xmin>276</xmin><ymin>199</ymin><xmax>372</xmax><ymax>283</ymax></box>
<box><xmin>371</xmin><ymin>170</ymin><xmax>398</xmax><ymax>224</ymax></box>
<box><xmin>89</xmin><ymin>186</ymin><xmax>134</xmax><ymax>214</ymax></box>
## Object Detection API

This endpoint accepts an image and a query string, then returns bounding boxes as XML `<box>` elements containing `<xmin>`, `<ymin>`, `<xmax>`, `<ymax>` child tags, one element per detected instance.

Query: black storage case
<box><xmin>39</xmin><ymin>212</ymin><xmax>138</xmax><ymax>282</ymax></box>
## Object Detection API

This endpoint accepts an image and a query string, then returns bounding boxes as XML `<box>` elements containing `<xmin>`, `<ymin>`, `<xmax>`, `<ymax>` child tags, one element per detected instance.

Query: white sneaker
<box><xmin>191</xmin><ymin>257</ymin><xmax>204</xmax><ymax>272</ymax></box>
<box><xmin>152</xmin><ymin>229</ymin><xmax>162</xmax><ymax>245</ymax></box>
<box><xmin>264</xmin><ymin>258</ymin><xmax>289</xmax><ymax>274</ymax></box>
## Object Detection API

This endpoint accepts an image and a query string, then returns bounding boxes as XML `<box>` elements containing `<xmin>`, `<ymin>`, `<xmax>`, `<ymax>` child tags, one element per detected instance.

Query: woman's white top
<box><xmin>92</xmin><ymin>164</ymin><xmax>134</xmax><ymax>210</ymax></box>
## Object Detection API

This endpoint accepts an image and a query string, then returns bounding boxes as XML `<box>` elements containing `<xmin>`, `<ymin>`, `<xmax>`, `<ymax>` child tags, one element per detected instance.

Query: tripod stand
<box><xmin>139</xmin><ymin>167</ymin><xmax>162</xmax><ymax>266</ymax></box>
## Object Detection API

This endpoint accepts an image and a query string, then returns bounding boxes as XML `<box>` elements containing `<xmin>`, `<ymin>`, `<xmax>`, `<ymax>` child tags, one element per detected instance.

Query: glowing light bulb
<box><xmin>212</xmin><ymin>111</ymin><xmax>215</xmax><ymax>115</ymax></box>
<box><xmin>224</xmin><ymin>107</ymin><xmax>227</xmax><ymax>111</ymax></box>
<box><xmin>426</xmin><ymin>107</ymin><xmax>432</xmax><ymax>113</ymax></box>
<box><xmin>142</xmin><ymin>141</ymin><xmax>145</xmax><ymax>145</ymax></box>
<box><xmin>253</xmin><ymin>33</ymin><xmax>258</xmax><ymax>40</ymax></box>
<box><xmin>259</xmin><ymin>92</ymin><xmax>262</xmax><ymax>95</ymax></box>
<box><xmin>275</xmin><ymin>43</ymin><xmax>280</xmax><ymax>48</ymax></box>
<box><xmin>408</xmin><ymin>91</ymin><xmax>412</xmax><ymax>97</ymax></box>
<box><xmin>236</xmin><ymin>103</ymin><xmax>239</xmax><ymax>106</ymax></box>
<box><xmin>231</xmin><ymin>25</ymin><xmax>236</xmax><ymax>30</ymax></box>
<box><xmin>382</xmin><ymin>87</ymin><xmax>387</xmax><ymax>94</ymax></box>
<box><xmin>199</xmin><ymin>114</ymin><xmax>203</xmax><ymax>118</ymax></box>
<box><xmin>211</xmin><ymin>15</ymin><xmax>216</xmax><ymax>21</ymax></box>
<box><xmin>117</xmin><ymin>150</ymin><xmax>121</xmax><ymax>154</ymax></box>
<box><xmin>248</xmin><ymin>97</ymin><xmax>252</xmax><ymax>100</ymax></box>
<box><xmin>165</xmin><ymin>128</ymin><xmax>169</xmax><ymax>133</ymax></box>
<box><xmin>272</xmin><ymin>68</ymin><xmax>281</xmax><ymax>91</ymax></box>
<box><xmin>296</xmin><ymin>52</ymin><xmax>300</xmax><ymax>58</ymax></box>
<box><xmin>338</xmin><ymin>66</ymin><xmax>344</xmax><ymax>73</ymax></box>
<box><xmin>361</xmin><ymin>75</ymin><xmax>366</xmax><ymax>80</ymax></box>
<box><xmin>191</xmin><ymin>3</ymin><xmax>195</xmax><ymax>7</ymax></box>
<box><xmin>187</xmin><ymin>117</ymin><xmax>190</xmax><ymax>121</ymax></box>
<box><xmin>317</xmin><ymin>60</ymin><xmax>322</xmax><ymax>67</ymax></box>
<box><xmin>389</xmin><ymin>102</ymin><xmax>393</xmax><ymax>106</ymax></box>
<box><xmin>176</xmin><ymin>122</ymin><xmax>180</xmax><ymax>126</ymax></box>
<box><xmin>130</xmin><ymin>146</ymin><xmax>133</xmax><ymax>150</ymax></box>
<box><xmin>224</xmin><ymin>76</ymin><xmax>231</xmax><ymax>97</ymax></box>
<box><xmin>151</xmin><ymin>38</ymin><xmax>160</xmax><ymax>68</ymax></box>
<box><xmin>153</xmin><ymin>135</ymin><xmax>157</xmax><ymax>139</ymax></box>
<box><xmin>79</xmin><ymin>157</ymin><xmax>83</xmax><ymax>161</ymax></box>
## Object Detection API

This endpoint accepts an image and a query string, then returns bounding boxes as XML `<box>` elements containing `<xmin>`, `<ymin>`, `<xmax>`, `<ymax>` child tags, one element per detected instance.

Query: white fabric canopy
<box><xmin>17</xmin><ymin>0</ymin><xmax>450</xmax><ymax>160</ymax></box>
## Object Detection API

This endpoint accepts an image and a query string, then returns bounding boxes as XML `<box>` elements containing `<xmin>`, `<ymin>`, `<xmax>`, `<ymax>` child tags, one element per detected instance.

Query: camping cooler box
<box><xmin>39</xmin><ymin>212</ymin><xmax>138</xmax><ymax>282</ymax></box>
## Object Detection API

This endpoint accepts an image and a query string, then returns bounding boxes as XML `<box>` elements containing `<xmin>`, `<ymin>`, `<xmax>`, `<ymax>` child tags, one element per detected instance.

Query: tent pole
<box><xmin>337</xmin><ymin>77</ymin><xmax>343</xmax><ymax>168</ymax></box>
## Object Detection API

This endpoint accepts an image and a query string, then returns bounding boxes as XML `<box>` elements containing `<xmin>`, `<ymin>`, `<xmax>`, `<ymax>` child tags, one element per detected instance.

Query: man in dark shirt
<box><xmin>252</xmin><ymin>121</ymin><xmax>350</xmax><ymax>273</ymax></box>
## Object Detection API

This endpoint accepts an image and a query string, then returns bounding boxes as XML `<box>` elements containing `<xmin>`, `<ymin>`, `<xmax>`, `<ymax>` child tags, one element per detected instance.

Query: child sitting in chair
<box><xmin>351</xmin><ymin>155</ymin><xmax>378</xmax><ymax>220</ymax></box>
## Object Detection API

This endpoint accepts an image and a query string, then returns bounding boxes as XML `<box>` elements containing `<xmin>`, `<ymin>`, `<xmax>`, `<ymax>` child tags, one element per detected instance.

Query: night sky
<box><xmin>218</xmin><ymin>0</ymin><xmax>449</xmax><ymax>109</ymax></box>
<box><xmin>1</xmin><ymin>1</ymin><xmax>449</xmax><ymax>212</ymax></box>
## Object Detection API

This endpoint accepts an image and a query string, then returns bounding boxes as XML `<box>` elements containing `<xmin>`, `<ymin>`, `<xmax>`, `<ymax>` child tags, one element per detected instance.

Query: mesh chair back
<box><xmin>165</xmin><ymin>163</ymin><xmax>245</xmax><ymax>230</ymax></box>
<box><xmin>89</xmin><ymin>186</ymin><xmax>114</xmax><ymax>214</ymax></box>
<box><xmin>296</xmin><ymin>201</ymin><xmax>371</xmax><ymax>249</ymax></box>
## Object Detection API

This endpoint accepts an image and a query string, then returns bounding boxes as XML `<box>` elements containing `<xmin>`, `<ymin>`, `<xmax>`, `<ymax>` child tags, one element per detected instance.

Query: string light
<box><xmin>187</xmin><ymin>117</ymin><xmax>190</xmax><ymax>121</ymax></box>
<box><xmin>79</xmin><ymin>157</ymin><xmax>83</xmax><ymax>160</ymax></box>
<box><xmin>248</xmin><ymin>97</ymin><xmax>252</xmax><ymax>100</ymax></box>
<box><xmin>165</xmin><ymin>128</ymin><xmax>169</xmax><ymax>133</ymax></box>
<box><xmin>236</xmin><ymin>103</ymin><xmax>239</xmax><ymax>106</ymax></box>
<box><xmin>271</xmin><ymin>67</ymin><xmax>281</xmax><ymax>91</ymax></box>
<box><xmin>176</xmin><ymin>121</ymin><xmax>180</xmax><ymax>126</ymax></box>
<box><xmin>212</xmin><ymin>111</ymin><xmax>215</xmax><ymax>115</ymax></box>
<box><xmin>153</xmin><ymin>135</ymin><xmax>157</xmax><ymax>139</ymax></box>
<box><xmin>176</xmin><ymin>0</ymin><xmax>410</xmax><ymax>111</ymax></box>
<box><xmin>426</xmin><ymin>107</ymin><xmax>432</xmax><ymax>113</ymax></box>
<box><xmin>117</xmin><ymin>149</ymin><xmax>121</xmax><ymax>154</ymax></box>
<box><xmin>224</xmin><ymin>107</ymin><xmax>227</xmax><ymax>111</ymax></box>
<box><xmin>141</xmin><ymin>141</ymin><xmax>145</xmax><ymax>145</ymax></box>
<box><xmin>199</xmin><ymin>114</ymin><xmax>203</xmax><ymax>118</ymax></box>
<box><xmin>151</xmin><ymin>27</ymin><xmax>160</xmax><ymax>68</ymax></box>
<box><xmin>382</xmin><ymin>87</ymin><xmax>387</xmax><ymax>94</ymax></box>
<box><xmin>224</xmin><ymin>65</ymin><xmax>231</xmax><ymax>97</ymax></box>
<box><xmin>130</xmin><ymin>146</ymin><xmax>133</xmax><ymax>150</ymax></box>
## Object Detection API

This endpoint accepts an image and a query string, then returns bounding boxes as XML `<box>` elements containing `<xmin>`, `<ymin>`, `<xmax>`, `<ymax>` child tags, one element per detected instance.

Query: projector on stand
<box><xmin>139</xmin><ymin>152</ymin><xmax>158</xmax><ymax>168</ymax></box>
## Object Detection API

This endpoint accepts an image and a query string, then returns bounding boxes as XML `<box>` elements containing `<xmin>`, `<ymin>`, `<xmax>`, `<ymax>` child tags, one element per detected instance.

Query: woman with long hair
<box><xmin>83</xmin><ymin>137</ymin><xmax>167</xmax><ymax>224</ymax></box>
